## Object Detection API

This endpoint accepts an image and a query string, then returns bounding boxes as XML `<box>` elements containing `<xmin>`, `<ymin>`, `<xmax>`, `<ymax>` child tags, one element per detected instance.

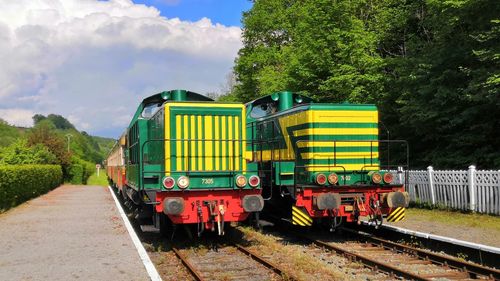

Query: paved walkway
<box><xmin>0</xmin><ymin>185</ymin><xmax>149</xmax><ymax>281</ymax></box>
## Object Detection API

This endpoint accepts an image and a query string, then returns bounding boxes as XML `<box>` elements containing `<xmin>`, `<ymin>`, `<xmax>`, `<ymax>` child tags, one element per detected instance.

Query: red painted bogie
<box><xmin>295</xmin><ymin>185</ymin><xmax>404</xmax><ymax>222</ymax></box>
<box><xmin>155</xmin><ymin>189</ymin><xmax>261</xmax><ymax>228</ymax></box>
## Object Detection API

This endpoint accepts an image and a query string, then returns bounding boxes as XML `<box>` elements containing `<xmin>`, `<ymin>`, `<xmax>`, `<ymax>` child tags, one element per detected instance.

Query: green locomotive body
<box><xmin>107</xmin><ymin>90</ymin><xmax>263</xmax><ymax>235</ymax></box>
<box><xmin>246</xmin><ymin>91</ymin><xmax>409</xmax><ymax>228</ymax></box>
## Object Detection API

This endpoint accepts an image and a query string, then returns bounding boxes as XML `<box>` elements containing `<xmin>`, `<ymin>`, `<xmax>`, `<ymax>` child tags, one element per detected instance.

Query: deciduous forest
<box><xmin>0</xmin><ymin>115</ymin><xmax>114</xmax><ymax>184</ymax></box>
<box><xmin>227</xmin><ymin>0</ymin><xmax>499</xmax><ymax>169</ymax></box>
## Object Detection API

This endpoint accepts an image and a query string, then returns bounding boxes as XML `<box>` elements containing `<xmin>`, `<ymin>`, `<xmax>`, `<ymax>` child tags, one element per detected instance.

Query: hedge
<box><xmin>68</xmin><ymin>161</ymin><xmax>94</xmax><ymax>184</ymax></box>
<box><xmin>82</xmin><ymin>161</ymin><xmax>95</xmax><ymax>184</ymax></box>
<box><xmin>0</xmin><ymin>165</ymin><xmax>63</xmax><ymax>211</ymax></box>
<box><xmin>69</xmin><ymin>164</ymin><xmax>83</xmax><ymax>184</ymax></box>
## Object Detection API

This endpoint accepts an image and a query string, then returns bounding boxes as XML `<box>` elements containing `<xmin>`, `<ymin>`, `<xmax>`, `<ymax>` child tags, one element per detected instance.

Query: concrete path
<box><xmin>0</xmin><ymin>185</ymin><xmax>150</xmax><ymax>281</ymax></box>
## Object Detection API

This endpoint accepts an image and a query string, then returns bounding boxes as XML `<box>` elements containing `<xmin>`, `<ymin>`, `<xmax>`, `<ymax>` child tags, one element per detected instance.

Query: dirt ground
<box><xmin>0</xmin><ymin>185</ymin><xmax>149</xmax><ymax>281</ymax></box>
<box><xmin>385</xmin><ymin>208</ymin><xmax>500</xmax><ymax>248</ymax></box>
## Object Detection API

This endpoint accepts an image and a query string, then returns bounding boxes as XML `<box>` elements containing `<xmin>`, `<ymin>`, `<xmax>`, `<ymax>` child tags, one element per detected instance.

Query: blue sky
<box><xmin>132</xmin><ymin>0</ymin><xmax>253</xmax><ymax>26</ymax></box>
<box><xmin>0</xmin><ymin>0</ymin><xmax>251</xmax><ymax>138</ymax></box>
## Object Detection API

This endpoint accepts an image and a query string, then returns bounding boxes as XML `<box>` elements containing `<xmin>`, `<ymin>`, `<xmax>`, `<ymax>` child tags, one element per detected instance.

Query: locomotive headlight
<box><xmin>370</xmin><ymin>172</ymin><xmax>382</xmax><ymax>184</ymax></box>
<box><xmin>383</xmin><ymin>172</ymin><xmax>394</xmax><ymax>184</ymax></box>
<box><xmin>316</xmin><ymin>173</ymin><xmax>327</xmax><ymax>185</ymax></box>
<box><xmin>236</xmin><ymin>175</ymin><xmax>247</xmax><ymax>188</ymax></box>
<box><xmin>162</xmin><ymin>176</ymin><xmax>175</xmax><ymax>189</ymax></box>
<box><xmin>328</xmin><ymin>173</ymin><xmax>339</xmax><ymax>185</ymax></box>
<box><xmin>248</xmin><ymin>175</ymin><xmax>260</xmax><ymax>188</ymax></box>
<box><xmin>177</xmin><ymin>176</ymin><xmax>189</xmax><ymax>189</ymax></box>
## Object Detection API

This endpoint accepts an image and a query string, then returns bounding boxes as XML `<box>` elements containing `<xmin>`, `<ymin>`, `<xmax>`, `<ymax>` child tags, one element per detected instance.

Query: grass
<box><xmin>86</xmin><ymin>171</ymin><xmax>108</xmax><ymax>186</ymax></box>
<box><xmin>405</xmin><ymin>208</ymin><xmax>500</xmax><ymax>232</ymax></box>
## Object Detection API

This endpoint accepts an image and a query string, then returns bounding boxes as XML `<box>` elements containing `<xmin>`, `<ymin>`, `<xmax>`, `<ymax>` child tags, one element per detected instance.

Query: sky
<box><xmin>0</xmin><ymin>0</ymin><xmax>252</xmax><ymax>138</ymax></box>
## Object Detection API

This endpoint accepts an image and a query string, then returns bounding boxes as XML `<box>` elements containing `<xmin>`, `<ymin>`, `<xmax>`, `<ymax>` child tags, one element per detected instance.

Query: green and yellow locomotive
<box><xmin>246</xmin><ymin>91</ymin><xmax>409</xmax><ymax>229</ymax></box>
<box><xmin>107</xmin><ymin>90</ymin><xmax>263</xmax><ymax>236</ymax></box>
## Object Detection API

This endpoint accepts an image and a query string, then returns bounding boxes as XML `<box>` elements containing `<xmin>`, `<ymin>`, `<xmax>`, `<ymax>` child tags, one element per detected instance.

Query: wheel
<box><xmin>158</xmin><ymin>213</ymin><xmax>172</xmax><ymax>237</ymax></box>
<box><xmin>253</xmin><ymin>212</ymin><xmax>263</xmax><ymax>232</ymax></box>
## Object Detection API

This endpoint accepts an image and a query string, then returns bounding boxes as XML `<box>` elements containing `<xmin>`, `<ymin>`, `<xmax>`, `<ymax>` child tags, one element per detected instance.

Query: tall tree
<box><xmin>234</xmin><ymin>0</ymin><xmax>385</xmax><ymax>103</ymax></box>
<box><xmin>380</xmin><ymin>0</ymin><xmax>500</xmax><ymax>168</ymax></box>
<box><xmin>27</xmin><ymin>120</ymin><xmax>71</xmax><ymax>166</ymax></box>
<box><xmin>234</xmin><ymin>0</ymin><xmax>499</xmax><ymax>169</ymax></box>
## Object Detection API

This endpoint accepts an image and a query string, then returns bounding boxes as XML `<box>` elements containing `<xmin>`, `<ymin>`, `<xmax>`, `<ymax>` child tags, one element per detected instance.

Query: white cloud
<box><xmin>0</xmin><ymin>109</ymin><xmax>36</xmax><ymax>127</ymax></box>
<box><xmin>0</xmin><ymin>0</ymin><xmax>242</xmax><ymax>136</ymax></box>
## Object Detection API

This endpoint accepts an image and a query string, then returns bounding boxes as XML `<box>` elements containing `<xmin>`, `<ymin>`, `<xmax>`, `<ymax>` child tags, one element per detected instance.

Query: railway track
<box><xmin>298</xmin><ymin>228</ymin><xmax>500</xmax><ymax>281</ymax></box>
<box><xmin>357</xmin><ymin>222</ymin><xmax>500</xmax><ymax>268</ymax></box>
<box><xmin>171</xmin><ymin>242</ymin><xmax>295</xmax><ymax>281</ymax></box>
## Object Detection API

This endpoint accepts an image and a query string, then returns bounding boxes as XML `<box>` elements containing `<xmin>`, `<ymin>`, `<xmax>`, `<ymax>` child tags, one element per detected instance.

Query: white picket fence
<box><xmin>392</xmin><ymin>166</ymin><xmax>500</xmax><ymax>215</ymax></box>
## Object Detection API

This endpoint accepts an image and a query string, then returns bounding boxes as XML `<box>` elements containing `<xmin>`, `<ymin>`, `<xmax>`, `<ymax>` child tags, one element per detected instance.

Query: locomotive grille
<box><xmin>165</xmin><ymin>103</ymin><xmax>246</xmax><ymax>173</ymax></box>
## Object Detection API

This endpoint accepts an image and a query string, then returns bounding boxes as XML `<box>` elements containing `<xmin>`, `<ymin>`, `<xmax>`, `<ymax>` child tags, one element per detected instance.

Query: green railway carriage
<box><xmin>107</xmin><ymin>89</ymin><xmax>263</xmax><ymax>236</ymax></box>
<box><xmin>246</xmin><ymin>91</ymin><xmax>409</xmax><ymax>229</ymax></box>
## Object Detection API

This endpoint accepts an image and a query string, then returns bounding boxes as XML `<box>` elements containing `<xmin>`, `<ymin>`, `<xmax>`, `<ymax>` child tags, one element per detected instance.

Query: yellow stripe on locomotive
<box><xmin>387</xmin><ymin>207</ymin><xmax>406</xmax><ymax>222</ymax></box>
<box><xmin>292</xmin><ymin>206</ymin><xmax>313</xmax><ymax>226</ymax></box>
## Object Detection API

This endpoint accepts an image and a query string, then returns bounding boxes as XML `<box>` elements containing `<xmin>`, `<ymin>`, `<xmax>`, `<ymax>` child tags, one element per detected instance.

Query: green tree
<box><xmin>32</xmin><ymin>114</ymin><xmax>46</xmax><ymax>125</ymax></box>
<box><xmin>0</xmin><ymin>119</ymin><xmax>22</xmax><ymax>147</ymax></box>
<box><xmin>27</xmin><ymin>120</ymin><xmax>71</xmax><ymax>166</ymax></box>
<box><xmin>33</xmin><ymin>114</ymin><xmax>75</xmax><ymax>130</ymax></box>
<box><xmin>379</xmin><ymin>0</ymin><xmax>500</xmax><ymax>168</ymax></box>
<box><xmin>234</xmin><ymin>0</ymin><xmax>385</xmax><ymax>103</ymax></box>
<box><xmin>235</xmin><ymin>0</ymin><xmax>499</xmax><ymax>169</ymax></box>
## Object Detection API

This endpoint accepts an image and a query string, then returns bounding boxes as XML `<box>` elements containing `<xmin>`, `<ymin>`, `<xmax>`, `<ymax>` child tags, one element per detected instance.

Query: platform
<box><xmin>0</xmin><ymin>185</ymin><xmax>151</xmax><ymax>280</ymax></box>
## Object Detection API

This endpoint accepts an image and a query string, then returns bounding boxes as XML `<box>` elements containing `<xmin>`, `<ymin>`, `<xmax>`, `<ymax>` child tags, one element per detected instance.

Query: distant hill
<box><xmin>0</xmin><ymin>120</ymin><xmax>25</xmax><ymax>147</ymax></box>
<box><xmin>92</xmin><ymin>135</ymin><xmax>116</xmax><ymax>159</ymax></box>
<box><xmin>0</xmin><ymin>116</ymin><xmax>115</xmax><ymax>164</ymax></box>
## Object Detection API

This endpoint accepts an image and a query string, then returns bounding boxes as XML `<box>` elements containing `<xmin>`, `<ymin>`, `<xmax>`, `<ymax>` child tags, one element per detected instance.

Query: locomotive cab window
<box><xmin>141</xmin><ymin>103</ymin><xmax>162</xmax><ymax>118</ymax></box>
<box><xmin>250</xmin><ymin>102</ymin><xmax>277</xmax><ymax>118</ymax></box>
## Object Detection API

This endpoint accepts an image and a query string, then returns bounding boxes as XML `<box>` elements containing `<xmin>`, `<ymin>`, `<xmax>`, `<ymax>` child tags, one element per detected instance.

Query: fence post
<box><xmin>468</xmin><ymin>165</ymin><xmax>476</xmax><ymax>212</ymax></box>
<box><xmin>427</xmin><ymin>166</ymin><xmax>436</xmax><ymax>205</ymax></box>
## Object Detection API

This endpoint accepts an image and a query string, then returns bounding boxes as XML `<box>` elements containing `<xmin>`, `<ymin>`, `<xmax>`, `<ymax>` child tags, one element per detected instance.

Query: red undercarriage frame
<box><xmin>155</xmin><ymin>189</ymin><xmax>261</xmax><ymax>229</ymax></box>
<box><xmin>296</xmin><ymin>185</ymin><xmax>405</xmax><ymax>222</ymax></box>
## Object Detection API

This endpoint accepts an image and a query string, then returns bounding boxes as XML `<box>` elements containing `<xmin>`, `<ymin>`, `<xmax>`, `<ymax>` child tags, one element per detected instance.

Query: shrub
<box><xmin>82</xmin><ymin>161</ymin><xmax>95</xmax><ymax>184</ymax></box>
<box><xmin>0</xmin><ymin>165</ymin><xmax>63</xmax><ymax>211</ymax></box>
<box><xmin>69</xmin><ymin>164</ymin><xmax>83</xmax><ymax>184</ymax></box>
<box><xmin>67</xmin><ymin>157</ymin><xmax>95</xmax><ymax>184</ymax></box>
<box><xmin>0</xmin><ymin>139</ymin><xmax>57</xmax><ymax>165</ymax></box>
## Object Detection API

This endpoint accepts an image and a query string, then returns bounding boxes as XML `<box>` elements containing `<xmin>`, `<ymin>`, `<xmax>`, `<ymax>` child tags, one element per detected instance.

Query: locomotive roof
<box><xmin>141</xmin><ymin>90</ymin><xmax>214</xmax><ymax>104</ymax></box>
<box><xmin>128</xmin><ymin>89</ymin><xmax>213</xmax><ymax>128</ymax></box>
<box><xmin>246</xmin><ymin>91</ymin><xmax>377</xmax><ymax>120</ymax></box>
<box><xmin>245</xmin><ymin>91</ymin><xmax>315</xmax><ymax>107</ymax></box>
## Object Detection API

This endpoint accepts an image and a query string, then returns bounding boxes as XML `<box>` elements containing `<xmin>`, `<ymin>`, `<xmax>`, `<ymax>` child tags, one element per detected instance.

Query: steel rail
<box><xmin>269</xmin><ymin>215</ymin><xmax>427</xmax><ymax>279</ymax></box>
<box><xmin>302</xmin><ymin>236</ymin><xmax>431</xmax><ymax>281</ymax></box>
<box><xmin>234</xmin><ymin>243</ymin><xmax>298</xmax><ymax>281</ymax></box>
<box><xmin>340</xmin><ymin>227</ymin><xmax>500</xmax><ymax>280</ymax></box>
<box><xmin>171</xmin><ymin>247</ymin><xmax>205</xmax><ymax>281</ymax></box>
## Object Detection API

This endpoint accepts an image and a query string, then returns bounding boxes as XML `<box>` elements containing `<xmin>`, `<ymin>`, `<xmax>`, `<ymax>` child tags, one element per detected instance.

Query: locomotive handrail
<box><xmin>246</xmin><ymin>119</ymin><xmax>285</xmax><ymax>200</ymax></box>
<box><xmin>137</xmin><ymin>138</ymin><xmax>272</xmax><ymax>192</ymax></box>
